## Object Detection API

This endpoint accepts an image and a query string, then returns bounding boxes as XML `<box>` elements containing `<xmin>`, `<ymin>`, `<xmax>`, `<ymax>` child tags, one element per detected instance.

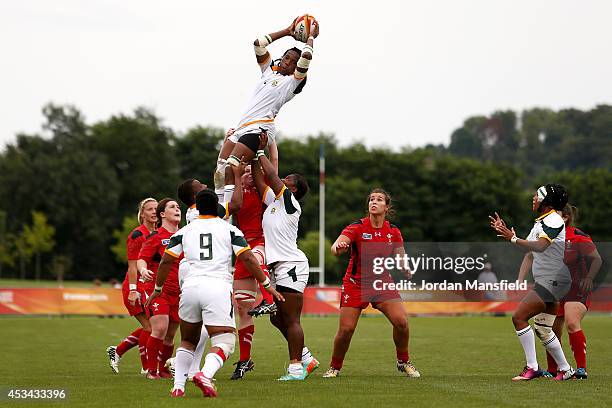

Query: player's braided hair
<box><xmin>540</xmin><ymin>183</ymin><xmax>569</xmax><ymax>211</ymax></box>
<box><xmin>272</xmin><ymin>47</ymin><xmax>302</xmax><ymax>73</ymax></box>
<box><xmin>366</xmin><ymin>188</ymin><xmax>396</xmax><ymax>219</ymax></box>
<box><xmin>156</xmin><ymin>198</ymin><xmax>175</xmax><ymax>229</ymax></box>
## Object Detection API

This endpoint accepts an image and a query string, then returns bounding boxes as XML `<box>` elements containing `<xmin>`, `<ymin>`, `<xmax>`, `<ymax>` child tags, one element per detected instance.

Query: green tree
<box><xmin>0</xmin><ymin>211</ymin><xmax>15</xmax><ymax>278</ymax></box>
<box><xmin>111</xmin><ymin>216</ymin><xmax>140</xmax><ymax>263</ymax></box>
<box><xmin>22</xmin><ymin>211</ymin><xmax>56</xmax><ymax>280</ymax></box>
<box><xmin>14</xmin><ymin>229</ymin><xmax>33</xmax><ymax>280</ymax></box>
<box><xmin>90</xmin><ymin>107</ymin><xmax>179</xmax><ymax>216</ymax></box>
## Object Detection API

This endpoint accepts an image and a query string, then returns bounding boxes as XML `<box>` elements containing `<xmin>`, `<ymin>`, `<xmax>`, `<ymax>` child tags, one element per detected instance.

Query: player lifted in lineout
<box><xmin>214</xmin><ymin>15</ymin><xmax>319</xmax><ymax>205</ymax></box>
<box><xmin>146</xmin><ymin>188</ymin><xmax>284</xmax><ymax>398</ymax></box>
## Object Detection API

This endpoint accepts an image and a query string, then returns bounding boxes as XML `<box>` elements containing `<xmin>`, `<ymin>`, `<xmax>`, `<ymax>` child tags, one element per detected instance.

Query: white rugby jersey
<box><xmin>185</xmin><ymin>203</ymin><xmax>229</xmax><ymax>225</ymax></box>
<box><xmin>233</xmin><ymin>62</ymin><xmax>306</xmax><ymax>141</ymax></box>
<box><xmin>185</xmin><ymin>205</ymin><xmax>199</xmax><ymax>224</ymax></box>
<box><xmin>526</xmin><ymin>210</ymin><xmax>570</xmax><ymax>282</ymax></box>
<box><xmin>166</xmin><ymin>215</ymin><xmax>250</xmax><ymax>285</ymax></box>
<box><xmin>261</xmin><ymin>185</ymin><xmax>308</xmax><ymax>264</ymax></box>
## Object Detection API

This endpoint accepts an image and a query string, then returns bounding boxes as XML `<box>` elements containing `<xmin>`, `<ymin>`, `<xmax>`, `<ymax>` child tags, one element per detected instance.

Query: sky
<box><xmin>1</xmin><ymin>0</ymin><xmax>611</xmax><ymax>150</ymax></box>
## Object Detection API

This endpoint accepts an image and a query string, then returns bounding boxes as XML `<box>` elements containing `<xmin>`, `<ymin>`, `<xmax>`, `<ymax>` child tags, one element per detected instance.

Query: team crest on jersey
<box><xmin>362</xmin><ymin>233</ymin><xmax>372</xmax><ymax>240</ymax></box>
<box><xmin>374</xmin><ymin>232</ymin><xmax>382</xmax><ymax>237</ymax></box>
<box><xmin>161</xmin><ymin>239</ymin><xmax>170</xmax><ymax>246</ymax></box>
<box><xmin>271</xmin><ymin>79</ymin><xmax>280</xmax><ymax>87</ymax></box>
<box><xmin>271</xmin><ymin>208</ymin><xmax>276</xmax><ymax>214</ymax></box>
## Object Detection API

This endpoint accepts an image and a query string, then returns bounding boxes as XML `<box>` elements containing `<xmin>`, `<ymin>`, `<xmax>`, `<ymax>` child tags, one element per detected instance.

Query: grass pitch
<box><xmin>1</xmin><ymin>315</ymin><xmax>611</xmax><ymax>407</ymax></box>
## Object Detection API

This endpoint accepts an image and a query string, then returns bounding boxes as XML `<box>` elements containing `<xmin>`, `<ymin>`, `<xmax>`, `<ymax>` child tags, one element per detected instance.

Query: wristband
<box><xmin>154</xmin><ymin>284</ymin><xmax>163</xmax><ymax>293</ymax></box>
<box><xmin>256</xmin><ymin>150</ymin><xmax>266</xmax><ymax>158</ymax></box>
<box><xmin>129</xmin><ymin>283</ymin><xmax>137</xmax><ymax>291</ymax></box>
<box><xmin>511</xmin><ymin>235</ymin><xmax>519</xmax><ymax>243</ymax></box>
<box><xmin>261</xmin><ymin>277</ymin><xmax>271</xmax><ymax>288</ymax></box>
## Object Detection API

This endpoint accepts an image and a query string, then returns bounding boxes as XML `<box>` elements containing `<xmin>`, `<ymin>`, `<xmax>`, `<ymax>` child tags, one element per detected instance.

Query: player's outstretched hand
<box><xmin>311</xmin><ymin>20</ymin><xmax>319</xmax><ymax>38</ymax></box>
<box><xmin>288</xmin><ymin>18</ymin><xmax>297</xmax><ymax>37</ymax></box>
<box><xmin>258</xmin><ymin>131</ymin><xmax>268</xmax><ymax>150</ymax></box>
<box><xmin>225</xmin><ymin>128</ymin><xmax>235</xmax><ymax>141</ymax></box>
<box><xmin>333</xmin><ymin>241</ymin><xmax>350</xmax><ymax>255</ymax></box>
<box><xmin>266</xmin><ymin>286</ymin><xmax>285</xmax><ymax>303</ymax></box>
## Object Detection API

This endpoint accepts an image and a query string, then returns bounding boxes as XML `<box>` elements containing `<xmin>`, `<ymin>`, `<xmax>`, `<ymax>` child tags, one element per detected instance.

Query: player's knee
<box><xmin>392</xmin><ymin>318</ymin><xmax>408</xmax><ymax>334</ymax></box>
<box><xmin>234</xmin><ymin>289</ymin><xmax>257</xmax><ymax>308</ymax></box>
<box><xmin>227</xmin><ymin>155</ymin><xmax>240</xmax><ymax>167</ymax></box>
<box><xmin>211</xmin><ymin>332</ymin><xmax>236</xmax><ymax>360</ymax></box>
<box><xmin>338</xmin><ymin>325</ymin><xmax>356</xmax><ymax>339</ymax></box>
<box><xmin>511</xmin><ymin>313</ymin><xmax>527</xmax><ymax>329</ymax></box>
<box><xmin>566</xmin><ymin>319</ymin><xmax>581</xmax><ymax>333</ymax></box>
<box><xmin>533</xmin><ymin>313</ymin><xmax>556</xmax><ymax>342</ymax></box>
<box><xmin>215</xmin><ymin>159</ymin><xmax>227</xmax><ymax>174</ymax></box>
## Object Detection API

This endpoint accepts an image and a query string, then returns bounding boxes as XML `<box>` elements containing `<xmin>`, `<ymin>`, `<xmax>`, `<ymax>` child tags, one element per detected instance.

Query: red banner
<box><xmin>1</xmin><ymin>286</ymin><xmax>611</xmax><ymax>316</ymax></box>
<box><xmin>0</xmin><ymin>288</ymin><xmax>125</xmax><ymax>315</ymax></box>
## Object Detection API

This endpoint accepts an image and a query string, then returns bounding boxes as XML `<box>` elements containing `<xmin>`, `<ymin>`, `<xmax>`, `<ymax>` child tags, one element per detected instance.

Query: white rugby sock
<box><xmin>542</xmin><ymin>334</ymin><xmax>570</xmax><ymax>371</ymax></box>
<box><xmin>189</xmin><ymin>327</ymin><xmax>209</xmax><ymax>377</ymax></box>
<box><xmin>173</xmin><ymin>348</ymin><xmax>194</xmax><ymax>391</ymax></box>
<box><xmin>302</xmin><ymin>346</ymin><xmax>313</xmax><ymax>364</ymax></box>
<box><xmin>223</xmin><ymin>185</ymin><xmax>235</xmax><ymax>203</ymax></box>
<box><xmin>202</xmin><ymin>353</ymin><xmax>224</xmax><ymax>379</ymax></box>
<box><xmin>288</xmin><ymin>362</ymin><xmax>303</xmax><ymax>376</ymax></box>
<box><xmin>516</xmin><ymin>326</ymin><xmax>538</xmax><ymax>370</ymax></box>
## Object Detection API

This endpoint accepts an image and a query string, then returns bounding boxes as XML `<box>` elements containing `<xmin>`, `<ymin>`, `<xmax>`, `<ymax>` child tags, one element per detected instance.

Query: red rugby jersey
<box><xmin>564</xmin><ymin>225</ymin><xmax>596</xmax><ymax>282</ymax></box>
<box><xmin>138</xmin><ymin>226</ymin><xmax>181</xmax><ymax>295</ymax></box>
<box><xmin>235</xmin><ymin>188</ymin><xmax>264</xmax><ymax>241</ymax></box>
<box><xmin>340</xmin><ymin>217</ymin><xmax>404</xmax><ymax>281</ymax></box>
<box><xmin>125</xmin><ymin>224</ymin><xmax>152</xmax><ymax>282</ymax></box>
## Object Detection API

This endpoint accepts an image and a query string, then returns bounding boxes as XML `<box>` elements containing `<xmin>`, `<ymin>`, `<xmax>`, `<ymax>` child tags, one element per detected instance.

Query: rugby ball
<box><xmin>292</xmin><ymin>14</ymin><xmax>318</xmax><ymax>42</ymax></box>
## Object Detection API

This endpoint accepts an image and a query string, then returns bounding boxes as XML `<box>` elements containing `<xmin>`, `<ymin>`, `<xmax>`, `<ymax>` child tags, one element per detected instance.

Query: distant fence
<box><xmin>1</xmin><ymin>286</ymin><xmax>611</xmax><ymax>316</ymax></box>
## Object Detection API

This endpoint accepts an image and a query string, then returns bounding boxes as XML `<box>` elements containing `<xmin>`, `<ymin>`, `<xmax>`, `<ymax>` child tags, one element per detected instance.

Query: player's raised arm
<box><xmin>255</xmin><ymin>132</ymin><xmax>285</xmax><ymax>196</ymax></box>
<box><xmin>226</xmin><ymin>162</ymin><xmax>245</xmax><ymax>216</ymax></box>
<box><xmin>294</xmin><ymin>30</ymin><xmax>316</xmax><ymax>81</ymax></box>
<box><xmin>253</xmin><ymin>22</ymin><xmax>294</xmax><ymax>68</ymax></box>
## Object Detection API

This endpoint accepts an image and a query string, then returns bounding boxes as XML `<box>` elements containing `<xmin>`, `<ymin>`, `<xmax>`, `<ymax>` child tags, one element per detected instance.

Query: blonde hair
<box><xmin>137</xmin><ymin>198</ymin><xmax>157</xmax><ymax>225</ymax></box>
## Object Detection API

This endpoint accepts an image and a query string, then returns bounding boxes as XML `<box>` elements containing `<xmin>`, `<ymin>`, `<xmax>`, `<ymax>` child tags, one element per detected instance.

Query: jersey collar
<box><xmin>198</xmin><ymin>215</ymin><xmax>216</xmax><ymax>219</ymax></box>
<box><xmin>189</xmin><ymin>204</ymin><xmax>196</xmax><ymax>209</ymax></box>
<box><xmin>535</xmin><ymin>209</ymin><xmax>556</xmax><ymax>221</ymax></box>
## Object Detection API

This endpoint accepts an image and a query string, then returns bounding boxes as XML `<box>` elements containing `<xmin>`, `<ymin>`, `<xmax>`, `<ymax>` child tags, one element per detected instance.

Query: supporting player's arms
<box><xmin>331</xmin><ymin>235</ymin><xmax>351</xmax><ymax>256</ymax></box>
<box><xmin>255</xmin><ymin>133</ymin><xmax>284</xmax><ymax>196</ymax></box>
<box><xmin>251</xmin><ymin>159</ymin><xmax>268</xmax><ymax>199</ymax></box>
<box><xmin>253</xmin><ymin>22</ymin><xmax>294</xmax><ymax>65</ymax></box>
<box><xmin>226</xmin><ymin>163</ymin><xmax>245</xmax><ymax>215</ymax></box>
<box><xmin>517</xmin><ymin>252</ymin><xmax>533</xmax><ymax>282</ymax></box>
<box><xmin>269</xmin><ymin>139</ymin><xmax>279</xmax><ymax>173</ymax></box>
<box><xmin>237</xmin><ymin>250</ymin><xmax>285</xmax><ymax>302</ymax></box>
<box><xmin>144</xmin><ymin>253</ymin><xmax>175</xmax><ymax>307</ymax></box>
